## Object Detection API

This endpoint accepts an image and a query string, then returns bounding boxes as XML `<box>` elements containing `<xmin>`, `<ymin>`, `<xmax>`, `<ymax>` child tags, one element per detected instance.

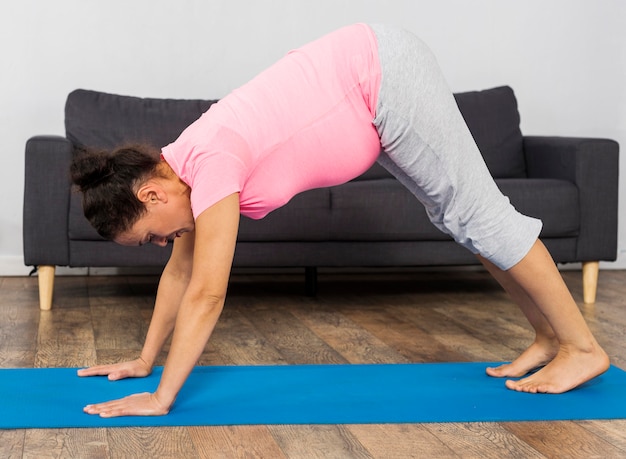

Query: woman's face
<box><xmin>115</xmin><ymin>189</ymin><xmax>195</xmax><ymax>247</ymax></box>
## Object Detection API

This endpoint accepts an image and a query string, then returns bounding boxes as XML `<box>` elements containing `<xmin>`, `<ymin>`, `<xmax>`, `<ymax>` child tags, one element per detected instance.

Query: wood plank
<box><xmin>578</xmin><ymin>420</ymin><xmax>626</xmax><ymax>453</ymax></box>
<box><xmin>424</xmin><ymin>422</ymin><xmax>546</xmax><ymax>458</ymax></box>
<box><xmin>189</xmin><ymin>426</ymin><xmax>286</xmax><ymax>459</ymax></box>
<box><xmin>340</xmin><ymin>306</ymin><xmax>468</xmax><ymax>362</ymax></box>
<box><xmin>208</xmin><ymin>305</ymin><xmax>288</xmax><ymax>365</ymax></box>
<box><xmin>23</xmin><ymin>428</ymin><xmax>109</xmax><ymax>458</ymax></box>
<box><xmin>268</xmin><ymin>424</ymin><xmax>371</xmax><ymax>458</ymax></box>
<box><xmin>92</xmin><ymin>348</ymin><xmax>165</xmax><ymax>366</ymax></box>
<box><xmin>0</xmin><ymin>350</ymin><xmax>36</xmax><ymax>367</ymax></box>
<box><xmin>107</xmin><ymin>427</ymin><xmax>198</xmax><ymax>458</ymax></box>
<box><xmin>86</xmin><ymin>276</ymin><xmax>137</xmax><ymax>306</ymax></box>
<box><xmin>247</xmin><ymin>302</ymin><xmax>347</xmax><ymax>365</ymax></box>
<box><xmin>49</xmin><ymin>276</ymin><xmax>90</xmax><ymax>309</ymax></box>
<box><xmin>87</xmin><ymin>276</ymin><xmax>151</xmax><ymax>352</ymax></box>
<box><xmin>90</xmin><ymin>301</ymin><xmax>147</xmax><ymax>351</ymax></box>
<box><xmin>195</xmin><ymin>344</ymin><xmax>232</xmax><ymax>366</ymax></box>
<box><xmin>429</xmin><ymin>300</ymin><xmax>536</xmax><ymax>357</ymax></box>
<box><xmin>35</xmin><ymin>307</ymin><xmax>97</xmax><ymax>368</ymax></box>
<box><xmin>390</xmin><ymin>302</ymin><xmax>506</xmax><ymax>362</ymax></box>
<box><xmin>0</xmin><ymin>429</ymin><xmax>24</xmax><ymax>459</ymax></box>
<box><xmin>289</xmin><ymin>304</ymin><xmax>410</xmax><ymax>364</ymax></box>
<box><xmin>0</xmin><ymin>278</ymin><xmax>40</xmax><ymax>353</ymax></box>
<box><xmin>348</xmin><ymin>423</ymin><xmax>456</xmax><ymax>458</ymax></box>
<box><xmin>0</xmin><ymin>303</ymin><xmax>39</xmax><ymax>351</ymax></box>
<box><xmin>503</xmin><ymin>421</ymin><xmax>625</xmax><ymax>458</ymax></box>
<box><xmin>0</xmin><ymin>276</ymin><xmax>40</xmax><ymax>306</ymax></box>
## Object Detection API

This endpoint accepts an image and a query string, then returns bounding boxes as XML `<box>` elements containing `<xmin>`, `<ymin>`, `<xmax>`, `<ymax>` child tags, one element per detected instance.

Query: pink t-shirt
<box><xmin>162</xmin><ymin>23</ymin><xmax>382</xmax><ymax>220</ymax></box>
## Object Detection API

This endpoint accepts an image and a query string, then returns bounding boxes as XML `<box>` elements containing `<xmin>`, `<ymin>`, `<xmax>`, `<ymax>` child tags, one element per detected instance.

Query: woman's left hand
<box><xmin>83</xmin><ymin>392</ymin><xmax>170</xmax><ymax>417</ymax></box>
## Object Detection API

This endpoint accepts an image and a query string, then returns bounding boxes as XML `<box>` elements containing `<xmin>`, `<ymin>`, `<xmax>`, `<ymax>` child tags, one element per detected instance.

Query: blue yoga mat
<box><xmin>1</xmin><ymin>363</ymin><xmax>625</xmax><ymax>428</ymax></box>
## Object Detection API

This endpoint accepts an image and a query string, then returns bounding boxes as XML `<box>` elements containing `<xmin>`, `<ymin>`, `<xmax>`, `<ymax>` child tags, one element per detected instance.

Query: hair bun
<box><xmin>70</xmin><ymin>150</ymin><xmax>114</xmax><ymax>191</ymax></box>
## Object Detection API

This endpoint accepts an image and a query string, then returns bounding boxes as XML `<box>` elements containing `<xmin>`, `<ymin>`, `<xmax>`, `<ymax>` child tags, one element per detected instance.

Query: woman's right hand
<box><xmin>77</xmin><ymin>357</ymin><xmax>153</xmax><ymax>381</ymax></box>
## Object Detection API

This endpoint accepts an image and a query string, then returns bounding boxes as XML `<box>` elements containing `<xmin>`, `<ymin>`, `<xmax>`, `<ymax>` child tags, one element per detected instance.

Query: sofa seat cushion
<box><xmin>496</xmin><ymin>178</ymin><xmax>580</xmax><ymax>238</ymax></box>
<box><xmin>70</xmin><ymin>177</ymin><xmax>579</xmax><ymax>243</ymax></box>
<box><xmin>70</xmin><ymin>187</ymin><xmax>333</xmax><ymax>242</ymax></box>
<box><xmin>329</xmin><ymin>179</ymin><xmax>443</xmax><ymax>241</ymax></box>
<box><xmin>327</xmin><ymin>178</ymin><xmax>579</xmax><ymax>242</ymax></box>
<box><xmin>232</xmin><ymin>188</ymin><xmax>332</xmax><ymax>242</ymax></box>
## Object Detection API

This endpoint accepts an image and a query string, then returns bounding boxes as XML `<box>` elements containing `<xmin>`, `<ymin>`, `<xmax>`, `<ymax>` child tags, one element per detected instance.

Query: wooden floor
<box><xmin>1</xmin><ymin>268</ymin><xmax>625</xmax><ymax>458</ymax></box>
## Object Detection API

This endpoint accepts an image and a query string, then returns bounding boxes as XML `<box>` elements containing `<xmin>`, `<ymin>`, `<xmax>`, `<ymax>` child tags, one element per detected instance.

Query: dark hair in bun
<box><xmin>70</xmin><ymin>144</ymin><xmax>161</xmax><ymax>240</ymax></box>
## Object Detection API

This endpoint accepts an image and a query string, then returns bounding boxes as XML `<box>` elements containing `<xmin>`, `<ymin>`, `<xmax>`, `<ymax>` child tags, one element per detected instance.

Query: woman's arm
<box><xmin>139</xmin><ymin>228</ymin><xmax>196</xmax><ymax>369</ymax></box>
<box><xmin>78</xmin><ymin>225</ymin><xmax>196</xmax><ymax>380</ymax></box>
<box><xmin>83</xmin><ymin>193</ymin><xmax>240</xmax><ymax>417</ymax></box>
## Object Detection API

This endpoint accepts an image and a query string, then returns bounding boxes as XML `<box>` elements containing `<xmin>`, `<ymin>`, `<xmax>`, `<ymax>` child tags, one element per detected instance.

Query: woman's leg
<box><xmin>478</xmin><ymin>252</ymin><xmax>560</xmax><ymax>378</ymax></box>
<box><xmin>481</xmin><ymin>240</ymin><xmax>609</xmax><ymax>392</ymax></box>
<box><xmin>371</xmin><ymin>24</ymin><xmax>541</xmax><ymax>271</ymax></box>
<box><xmin>371</xmin><ymin>25</ymin><xmax>609</xmax><ymax>392</ymax></box>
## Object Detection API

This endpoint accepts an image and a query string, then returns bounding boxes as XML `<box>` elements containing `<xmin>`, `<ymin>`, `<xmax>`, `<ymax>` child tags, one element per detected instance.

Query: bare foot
<box><xmin>486</xmin><ymin>337</ymin><xmax>559</xmax><ymax>378</ymax></box>
<box><xmin>505</xmin><ymin>343</ymin><xmax>610</xmax><ymax>394</ymax></box>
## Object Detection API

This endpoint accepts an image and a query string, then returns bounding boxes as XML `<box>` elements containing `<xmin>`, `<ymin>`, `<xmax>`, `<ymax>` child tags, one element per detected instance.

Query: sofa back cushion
<box><xmin>454</xmin><ymin>86</ymin><xmax>525</xmax><ymax>178</ymax></box>
<box><xmin>65</xmin><ymin>90</ymin><xmax>219</xmax><ymax>242</ymax></box>
<box><xmin>65</xmin><ymin>89</ymin><xmax>218</xmax><ymax>150</ymax></box>
<box><xmin>352</xmin><ymin>86</ymin><xmax>526</xmax><ymax>181</ymax></box>
<box><xmin>65</xmin><ymin>85</ymin><xmax>525</xmax><ymax>179</ymax></box>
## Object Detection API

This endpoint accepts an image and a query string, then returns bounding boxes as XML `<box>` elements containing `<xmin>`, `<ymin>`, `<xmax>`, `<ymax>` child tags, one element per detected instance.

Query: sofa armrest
<box><xmin>524</xmin><ymin>135</ymin><xmax>619</xmax><ymax>261</ymax></box>
<box><xmin>23</xmin><ymin>135</ymin><xmax>73</xmax><ymax>266</ymax></box>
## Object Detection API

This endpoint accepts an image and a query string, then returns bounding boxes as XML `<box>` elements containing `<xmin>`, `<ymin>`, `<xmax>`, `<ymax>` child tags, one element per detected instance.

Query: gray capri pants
<box><xmin>370</xmin><ymin>24</ymin><xmax>542</xmax><ymax>271</ymax></box>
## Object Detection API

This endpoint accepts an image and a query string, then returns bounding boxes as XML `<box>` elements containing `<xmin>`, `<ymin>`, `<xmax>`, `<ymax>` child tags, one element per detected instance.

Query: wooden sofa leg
<box><xmin>582</xmin><ymin>261</ymin><xmax>599</xmax><ymax>304</ymax></box>
<box><xmin>38</xmin><ymin>265</ymin><xmax>55</xmax><ymax>311</ymax></box>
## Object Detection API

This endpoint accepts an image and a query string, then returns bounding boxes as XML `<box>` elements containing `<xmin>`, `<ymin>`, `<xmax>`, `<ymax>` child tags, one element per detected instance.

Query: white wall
<box><xmin>2</xmin><ymin>0</ymin><xmax>625</xmax><ymax>274</ymax></box>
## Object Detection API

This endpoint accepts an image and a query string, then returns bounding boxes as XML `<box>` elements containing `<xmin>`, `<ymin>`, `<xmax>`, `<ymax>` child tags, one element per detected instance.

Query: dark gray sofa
<box><xmin>23</xmin><ymin>86</ymin><xmax>619</xmax><ymax>310</ymax></box>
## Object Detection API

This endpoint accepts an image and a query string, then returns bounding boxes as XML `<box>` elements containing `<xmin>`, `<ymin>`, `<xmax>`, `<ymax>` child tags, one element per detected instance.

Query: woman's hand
<box><xmin>77</xmin><ymin>357</ymin><xmax>152</xmax><ymax>381</ymax></box>
<box><xmin>83</xmin><ymin>392</ymin><xmax>170</xmax><ymax>417</ymax></box>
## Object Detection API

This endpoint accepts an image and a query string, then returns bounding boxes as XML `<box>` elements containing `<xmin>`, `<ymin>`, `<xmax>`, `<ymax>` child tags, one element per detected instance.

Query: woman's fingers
<box><xmin>83</xmin><ymin>392</ymin><xmax>169</xmax><ymax>417</ymax></box>
<box><xmin>77</xmin><ymin>358</ymin><xmax>152</xmax><ymax>380</ymax></box>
